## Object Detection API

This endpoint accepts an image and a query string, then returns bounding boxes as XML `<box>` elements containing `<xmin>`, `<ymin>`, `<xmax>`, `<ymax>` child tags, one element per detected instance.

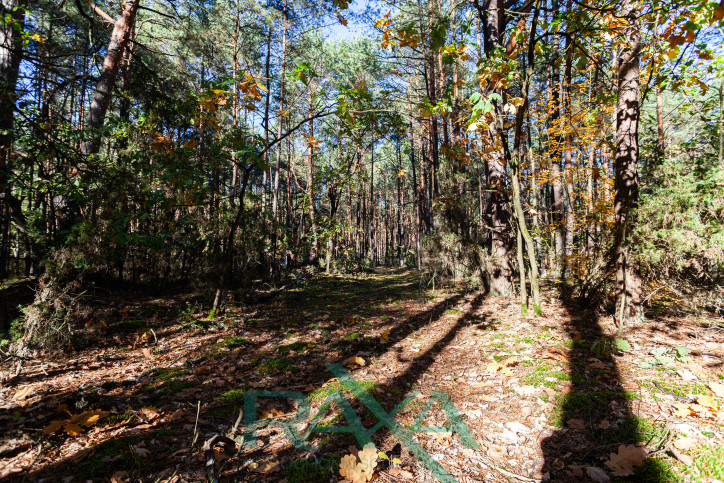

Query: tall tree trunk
<box><xmin>719</xmin><ymin>78</ymin><xmax>723</xmax><ymax>168</ymax></box>
<box><xmin>261</xmin><ymin>24</ymin><xmax>272</xmax><ymax>219</ymax></box>
<box><xmin>510</xmin><ymin>0</ymin><xmax>541</xmax><ymax>314</ymax></box>
<box><xmin>272</xmin><ymin>4</ymin><xmax>287</xmax><ymax>267</ymax></box>
<box><xmin>614</xmin><ymin>0</ymin><xmax>643</xmax><ymax>325</ymax></box>
<box><xmin>368</xmin><ymin>144</ymin><xmax>374</xmax><ymax>262</ymax></box>
<box><xmin>480</xmin><ymin>0</ymin><xmax>513</xmax><ymax>296</ymax></box>
<box><xmin>409</xmin><ymin>117</ymin><xmax>422</xmax><ymax>268</ymax></box>
<box><xmin>0</xmin><ymin>0</ymin><xmax>25</xmax><ymax>278</ymax></box>
<box><xmin>81</xmin><ymin>0</ymin><xmax>140</xmax><ymax>156</ymax></box>
<box><xmin>230</xmin><ymin>1</ymin><xmax>240</xmax><ymax>208</ymax></box>
<box><xmin>548</xmin><ymin>0</ymin><xmax>566</xmax><ymax>281</ymax></box>
<box><xmin>563</xmin><ymin>2</ymin><xmax>575</xmax><ymax>275</ymax></box>
<box><xmin>307</xmin><ymin>88</ymin><xmax>318</xmax><ymax>264</ymax></box>
<box><xmin>656</xmin><ymin>87</ymin><xmax>665</xmax><ymax>164</ymax></box>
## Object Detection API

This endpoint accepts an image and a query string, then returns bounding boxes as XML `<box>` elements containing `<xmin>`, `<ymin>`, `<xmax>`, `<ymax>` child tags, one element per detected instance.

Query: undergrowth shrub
<box><xmin>421</xmin><ymin>232</ymin><xmax>485</xmax><ymax>289</ymax></box>
<box><xmin>14</xmin><ymin>248</ymin><xmax>92</xmax><ymax>355</ymax></box>
<box><xmin>635</xmin><ymin>159</ymin><xmax>724</xmax><ymax>313</ymax></box>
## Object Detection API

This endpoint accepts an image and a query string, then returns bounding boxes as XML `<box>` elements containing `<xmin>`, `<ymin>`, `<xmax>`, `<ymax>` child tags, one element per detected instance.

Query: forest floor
<box><xmin>1</xmin><ymin>269</ymin><xmax>723</xmax><ymax>482</ymax></box>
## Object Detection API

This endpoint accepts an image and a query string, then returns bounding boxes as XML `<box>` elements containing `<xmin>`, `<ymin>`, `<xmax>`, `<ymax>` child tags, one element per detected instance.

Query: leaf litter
<box><xmin>0</xmin><ymin>269</ymin><xmax>722</xmax><ymax>481</ymax></box>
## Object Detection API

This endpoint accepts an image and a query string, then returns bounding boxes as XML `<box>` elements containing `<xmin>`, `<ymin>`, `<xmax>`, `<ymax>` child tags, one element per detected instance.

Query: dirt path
<box><xmin>1</xmin><ymin>270</ymin><xmax>722</xmax><ymax>482</ymax></box>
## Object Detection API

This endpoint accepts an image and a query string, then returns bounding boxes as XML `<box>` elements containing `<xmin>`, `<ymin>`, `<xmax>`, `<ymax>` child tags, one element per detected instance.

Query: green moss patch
<box><xmin>257</xmin><ymin>357</ymin><xmax>295</xmax><ymax>375</ymax></box>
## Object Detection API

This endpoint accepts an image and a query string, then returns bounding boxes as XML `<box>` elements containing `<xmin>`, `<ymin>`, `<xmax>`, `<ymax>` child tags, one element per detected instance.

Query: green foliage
<box><xmin>257</xmin><ymin>357</ymin><xmax>295</xmax><ymax>375</ymax></box>
<box><xmin>274</xmin><ymin>341</ymin><xmax>312</xmax><ymax>354</ymax></box>
<box><xmin>640</xmin><ymin>345</ymin><xmax>691</xmax><ymax>368</ymax></box>
<box><xmin>636</xmin><ymin>158</ymin><xmax>724</xmax><ymax>308</ymax></box>
<box><xmin>308</xmin><ymin>380</ymin><xmax>380</xmax><ymax>402</ymax></box>
<box><xmin>591</xmin><ymin>337</ymin><xmax>631</xmax><ymax>358</ymax></box>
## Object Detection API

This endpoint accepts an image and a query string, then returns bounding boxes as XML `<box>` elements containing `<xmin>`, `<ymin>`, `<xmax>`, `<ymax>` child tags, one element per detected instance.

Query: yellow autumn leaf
<box><xmin>709</xmin><ymin>381</ymin><xmax>724</xmax><ymax>398</ymax></box>
<box><xmin>87</xmin><ymin>409</ymin><xmax>109</xmax><ymax>425</ymax></box>
<box><xmin>347</xmin><ymin>356</ymin><xmax>366</xmax><ymax>366</ymax></box>
<box><xmin>486</xmin><ymin>361</ymin><xmax>502</xmax><ymax>373</ymax></box>
<box><xmin>63</xmin><ymin>422</ymin><xmax>83</xmax><ymax>437</ymax></box>
<box><xmin>43</xmin><ymin>420</ymin><xmax>63</xmax><ymax>435</ymax></box>
<box><xmin>380</xmin><ymin>328</ymin><xmax>390</xmax><ymax>343</ymax></box>
<box><xmin>674</xmin><ymin>403</ymin><xmax>691</xmax><ymax>418</ymax></box>
<box><xmin>696</xmin><ymin>395</ymin><xmax>720</xmax><ymax>411</ymax></box>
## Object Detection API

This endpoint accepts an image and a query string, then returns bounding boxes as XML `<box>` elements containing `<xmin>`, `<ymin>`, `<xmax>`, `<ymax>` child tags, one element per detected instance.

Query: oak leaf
<box><xmin>62</xmin><ymin>422</ymin><xmax>83</xmax><ymax>437</ymax></box>
<box><xmin>140</xmin><ymin>406</ymin><xmax>159</xmax><ymax>421</ymax></box>
<box><xmin>604</xmin><ymin>445</ymin><xmax>647</xmax><ymax>476</ymax></box>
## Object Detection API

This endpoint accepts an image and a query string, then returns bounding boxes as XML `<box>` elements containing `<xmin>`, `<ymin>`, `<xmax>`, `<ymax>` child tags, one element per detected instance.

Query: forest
<box><xmin>0</xmin><ymin>0</ymin><xmax>723</xmax><ymax>480</ymax></box>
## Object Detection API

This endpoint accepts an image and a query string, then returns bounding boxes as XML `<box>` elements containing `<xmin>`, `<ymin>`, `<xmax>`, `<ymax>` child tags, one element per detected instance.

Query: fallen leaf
<box><xmin>673</xmin><ymin>403</ymin><xmax>692</xmax><ymax>418</ymax></box>
<box><xmin>677</xmin><ymin>369</ymin><xmax>696</xmax><ymax>382</ymax></box>
<box><xmin>397</xmin><ymin>469</ymin><xmax>413</xmax><ymax>478</ymax></box>
<box><xmin>696</xmin><ymin>395</ymin><xmax>720</xmax><ymax>411</ymax></box>
<box><xmin>597</xmin><ymin>419</ymin><xmax>610</xmax><ymax>430</ymax></box>
<box><xmin>514</xmin><ymin>385</ymin><xmax>537</xmax><ymax>396</ymax></box>
<box><xmin>62</xmin><ymin>422</ymin><xmax>83</xmax><ymax>437</ymax></box>
<box><xmin>252</xmin><ymin>461</ymin><xmax>279</xmax><ymax>473</ymax></box>
<box><xmin>567</xmin><ymin>419</ymin><xmax>585</xmax><ymax>430</ymax></box>
<box><xmin>505</xmin><ymin>421</ymin><xmax>530</xmax><ymax>434</ymax></box>
<box><xmin>585</xmin><ymin>466</ymin><xmax>610</xmax><ymax>483</ymax></box>
<box><xmin>73</xmin><ymin>409</ymin><xmax>109</xmax><ymax>426</ymax></box>
<box><xmin>673</xmin><ymin>436</ymin><xmax>696</xmax><ymax>450</ymax></box>
<box><xmin>142</xmin><ymin>348</ymin><xmax>153</xmax><ymax>359</ymax></box>
<box><xmin>567</xmin><ymin>466</ymin><xmax>584</xmax><ymax>477</ymax></box>
<box><xmin>43</xmin><ymin>420</ymin><xmax>63</xmax><ymax>435</ymax></box>
<box><xmin>339</xmin><ymin>444</ymin><xmax>377</xmax><ymax>483</ymax></box>
<box><xmin>141</xmin><ymin>406</ymin><xmax>160</xmax><ymax>421</ymax></box>
<box><xmin>347</xmin><ymin>356</ymin><xmax>366</xmax><ymax>367</ymax></box>
<box><xmin>13</xmin><ymin>386</ymin><xmax>33</xmax><ymax>401</ymax></box>
<box><xmin>709</xmin><ymin>381</ymin><xmax>724</xmax><ymax>398</ymax></box>
<box><xmin>604</xmin><ymin>444</ymin><xmax>647</xmax><ymax>476</ymax></box>
<box><xmin>132</xmin><ymin>446</ymin><xmax>151</xmax><ymax>457</ymax></box>
<box><xmin>380</xmin><ymin>328</ymin><xmax>390</xmax><ymax>343</ymax></box>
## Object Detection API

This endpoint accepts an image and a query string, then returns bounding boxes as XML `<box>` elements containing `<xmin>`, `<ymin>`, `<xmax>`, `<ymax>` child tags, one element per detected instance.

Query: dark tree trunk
<box><xmin>480</xmin><ymin>0</ymin><xmax>513</xmax><ymax>296</ymax></box>
<box><xmin>614</xmin><ymin>0</ymin><xmax>643</xmax><ymax>324</ymax></box>
<box><xmin>0</xmin><ymin>0</ymin><xmax>25</xmax><ymax>278</ymax></box>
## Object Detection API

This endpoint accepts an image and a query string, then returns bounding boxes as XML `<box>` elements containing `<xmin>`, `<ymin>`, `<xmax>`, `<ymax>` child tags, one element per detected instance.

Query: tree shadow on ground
<box><xmin>540</xmin><ymin>285</ymin><xmax>674</xmax><ymax>481</ymax></box>
<box><xmin>10</xmin><ymin>270</ymin><xmax>485</xmax><ymax>481</ymax></box>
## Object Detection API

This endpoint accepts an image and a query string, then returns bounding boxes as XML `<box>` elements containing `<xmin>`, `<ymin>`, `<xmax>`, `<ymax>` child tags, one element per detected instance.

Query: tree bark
<box><xmin>563</xmin><ymin>2</ymin><xmax>575</xmax><ymax>275</ymax></box>
<box><xmin>81</xmin><ymin>0</ymin><xmax>140</xmax><ymax>156</ymax></box>
<box><xmin>480</xmin><ymin>0</ymin><xmax>513</xmax><ymax>296</ymax></box>
<box><xmin>614</xmin><ymin>0</ymin><xmax>643</xmax><ymax>324</ymax></box>
<box><xmin>306</xmin><ymin>88</ymin><xmax>318</xmax><ymax>264</ymax></box>
<box><xmin>0</xmin><ymin>0</ymin><xmax>25</xmax><ymax>278</ymax></box>
<box><xmin>656</xmin><ymin>87</ymin><xmax>665</xmax><ymax>163</ymax></box>
<box><xmin>548</xmin><ymin>0</ymin><xmax>566</xmax><ymax>281</ymax></box>
<box><xmin>271</xmin><ymin>3</ymin><xmax>288</xmax><ymax>266</ymax></box>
